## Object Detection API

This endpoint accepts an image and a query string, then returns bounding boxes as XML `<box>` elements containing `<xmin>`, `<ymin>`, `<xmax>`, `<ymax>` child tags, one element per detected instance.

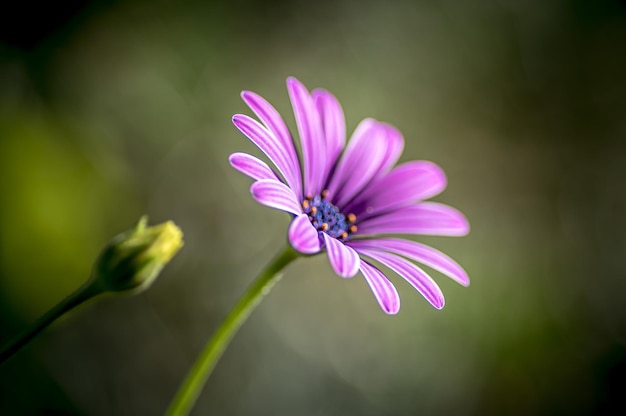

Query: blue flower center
<box><xmin>302</xmin><ymin>191</ymin><xmax>357</xmax><ymax>241</ymax></box>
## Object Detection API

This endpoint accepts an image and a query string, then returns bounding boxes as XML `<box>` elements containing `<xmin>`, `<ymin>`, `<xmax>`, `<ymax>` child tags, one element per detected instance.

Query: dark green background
<box><xmin>1</xmin><ymin>0</ymin><xmax>625</xmax><ymax>414</ymax></box>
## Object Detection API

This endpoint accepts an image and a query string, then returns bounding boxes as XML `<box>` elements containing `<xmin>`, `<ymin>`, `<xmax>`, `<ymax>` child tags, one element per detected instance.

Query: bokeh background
<box><xmin>1</xmin><ymin>0</ymin><xmax>626</xmax><ymax>414</ymax></box>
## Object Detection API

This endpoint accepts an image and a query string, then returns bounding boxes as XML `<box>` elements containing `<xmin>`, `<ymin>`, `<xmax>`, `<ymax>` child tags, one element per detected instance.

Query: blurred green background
<box><xmin>1</xmin><ymin>0</ymin><xmax>626</xmax><ymax>414</ymax></box>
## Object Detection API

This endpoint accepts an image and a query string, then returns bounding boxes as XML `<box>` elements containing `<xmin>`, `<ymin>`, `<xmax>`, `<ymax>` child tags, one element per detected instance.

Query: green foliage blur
<box><xmin>1</xmin><ymin>0</ymin><xmax>626</xmax><ymax>414</ymax></box>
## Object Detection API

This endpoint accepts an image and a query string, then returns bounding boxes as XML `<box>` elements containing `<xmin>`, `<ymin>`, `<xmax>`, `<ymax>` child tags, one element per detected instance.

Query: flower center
<box><xmin>302</xmin><ymin>190</ymin><xmax>357</xmax><ymax>241</ymax></box>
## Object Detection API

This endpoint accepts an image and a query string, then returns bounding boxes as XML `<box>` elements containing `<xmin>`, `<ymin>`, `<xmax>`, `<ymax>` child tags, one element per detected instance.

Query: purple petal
<box><xmin>287</xmin><ymin>77</ymin><xmax>326</xmax><ymax>197</ymax></box>
<box><xmin>250</xmin><ymin>179</ymin><xmax>303</xmax><ymax>216</ymax></box>
<box><xmin>356</xmin><ymin>248</ymin><xmax>445</xmax><ymax>309</ymax></box>
<box><xmin>357</xmin><ymin>202</ymin><xmax>470</xmax><ymax>237</ymax></box>
<box><xmin>288</xmin><ymin>214</ymin><xmax>322</xmax><ymax>254</ymax></box>
<box><xmin>241</xmin><ymin>90</ymin><xmax>302</xmax><ymax>198</ymax></box>
<box><xmin>327</xmin><ymin>119</ymin><xmax>402</xmax><ymax>208</ymax></box>
<box><xmin>229</xmin><ymin>152</ymin><xmax>280</xmax><ymax>181</ymax></box>
<box><xmin>345</xmin><ymin>161</ymin><xmax>447</xmax><ymax>220</ymax></box>
<box><xmin>232</xmin><ymin>114</ymin><xmax>301</xmax><ymax>198</ymax></box>
<box><xmin>359</xmin><ymin>260</ymin><xmax>400</xmax><ymax>314</ymax></box>
<box><xmin>349</xmin><ymin>238</ymin><xmax>469</xmax><ymax>286</ymax></box>
<box><xmin>375</xmin><ymin>123</ymin><xmax>404</xmax><ymax>179</ymax></box>
<box><xmin>312</xmin><ymin>89</ymin><xmax>345</xmax><ymax>180</ymax></box>
<box><xmin>323</xmin><ymin>233</ymin><xmax>360</xmax><ymax>278</ymax></box>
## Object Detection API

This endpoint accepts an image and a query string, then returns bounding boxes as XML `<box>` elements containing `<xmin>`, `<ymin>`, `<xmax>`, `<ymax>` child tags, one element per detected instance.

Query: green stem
<box><xmin>0</xmin><ymin>280</ymin><xmax>102</xmax><ymax>365</ymax></box>
<box><xmin>166</xmin><ymin>246</ymin><xmax>300</xmax><ymax>416</ymax></box>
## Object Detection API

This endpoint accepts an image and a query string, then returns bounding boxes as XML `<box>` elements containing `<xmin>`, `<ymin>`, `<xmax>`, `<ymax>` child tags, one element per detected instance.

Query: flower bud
<box><xmin>92</xmin><ymin>217</ymin><xmax>183</xmax><ymax>293</ymax></box>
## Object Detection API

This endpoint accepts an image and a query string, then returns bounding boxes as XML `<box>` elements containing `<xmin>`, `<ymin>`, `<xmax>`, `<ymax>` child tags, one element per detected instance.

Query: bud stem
<box><xmin>0</xmin><ymin>280</ymin><xmax>103</xmax><ymax>365</ymax></box>
<box><xmin>165</xmin><ymin>245</ymin><xmax>300</xmax><ymax>416</ymax></box>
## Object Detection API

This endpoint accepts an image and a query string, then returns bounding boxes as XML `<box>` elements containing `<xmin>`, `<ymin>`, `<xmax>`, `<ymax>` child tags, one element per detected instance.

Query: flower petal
<box><xmin>357</xmin><ymin>202</ymin><xmax>470</xmax><ymax>237</ymax></box>
<box><xmin>349</xmin><ymin>238</ymin><xmax>469</xmax><ymax>286</ymax></box>
<box><xmin>287</xmin><ymin>77</ymin><xmax>326</xmax><ymax>197</ymax></box>
<box><xmin>288</xmin><ymin>214</ymin><xmax>322</xmax><ymax>254</ymax></box>
<box><xmin>312</xmin><ymin>88</ymin><xmax>345</xmax><ymax>181</ymax></box>
<box><xmin>326</xmin><ymin>120</ymin><xmax>404</xmax><ymax>208</ymax></box>
<box><xmin>250</xmin><ymin>179</ymin><xmax>303</xmax><ymax>216</ymax></box>
<box><xmin>375</xmin><ymin>123</ymin><xmax>405</xmax><ymax>179</ymax></box>
<box><xmin>232</xmin><ymin>114</ymin><xmax>300</xmax><ymax>198</ymax></box>
<box><xmin>323</xmin><ymin>233</ymin><xmax>360</xmax><ymax>278</ymax></box>
<box><xmin>356</xmin><ymin>248</ymin><xmax>445</xmax><ymax>309</ymax></box>
<box><xmin>359</xmin><ymin>259</ymin><xmax>400</xmax><ymax>314</ymax></box>
<box><xmin>229</xmin><ymin>152</ymin><xmax>280</xmax><ymax>181</ymax></box>
<box><xmin>241</xmin><ymin>90</ymin><xmax>302</xmax><ymax>198</ymax></box>
<box><xmin>345</xmin><ymin>161</ymin><xmax>447</xmax><ymax>219</ymax></box>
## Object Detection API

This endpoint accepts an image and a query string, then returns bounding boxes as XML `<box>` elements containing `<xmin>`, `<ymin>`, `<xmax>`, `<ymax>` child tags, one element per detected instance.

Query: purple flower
<box><xmin>230</xmin><ymin>77</ymin><xmax>469</xmax><ymax>314</ymax></box>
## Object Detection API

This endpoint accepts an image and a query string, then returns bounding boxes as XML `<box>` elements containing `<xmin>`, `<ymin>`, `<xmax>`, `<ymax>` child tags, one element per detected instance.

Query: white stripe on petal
<box><xmin>241</xmin><ymin>90</ymin><xmax>302</xmax><ymax>198</ymax></box>
<box><xmin>357</xmin><ymin>202</ymin><xmax>470</xmax><ymax>237</ymax></box>
<box><xmin>323</xmin><ymin>233</ymin><xmax>360</xmax><ymax>278</ymax></box>
<box><xmin>356</xmin><ymin>248</ymin><xmax>445</xmax><ymax>309</ymax></box>
<box><xmin>345</xmin><ymin>160</ymin><xmax>447</xmax><ymax>219</ymax></box>
<box><xmin>287</xmin><ymin>77</ymin><xmax>326</xmax><ymax>197</ymax></box>
<box><xmin>312</xmin><ymin>89</ymin><xmax>345</xmax><ymax>181</ymax></box>
<box><xmin>360</xmin><ymin>260</ymin><xmax>400</xmax><ymax>314</ymax></box>
<box><xmin>229</xmin><ymin>152</ymin><xmax>280</xmax><ymax>181</ymax></box>
<box><xmin>232</xmin><ymin>114</ymin><xmax>301</xmax><ymax>198</ymax></box>
<box><xmin>288</xmin><ymin>214</ymin><xmax>322</xmax><ymax>254</ymax></box>
<box><xmin>326</xmin><ymin>120</ymin><xmax>403</xmax><ymax>208</ymax></box>
<box><xmin>350</xmin><ymin>238</ymin><xmax>469</xmax><ymax>286</ymax></box>
<box><xmin>250</xmin><ymin>179</ymin><xmax>303</xmax><ymax>216</ymax></box>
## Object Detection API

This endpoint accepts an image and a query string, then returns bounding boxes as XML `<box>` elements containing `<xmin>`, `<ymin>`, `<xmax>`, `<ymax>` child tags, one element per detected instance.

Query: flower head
<box><xmin>230</xmin><ymin>77</ymin><xmax>469</xmax><ymax>314</ymax></box>
<box><xmin>92</xmin><ymin>217</ymin><xmax>184</xmax><ymax>294</ymax></box>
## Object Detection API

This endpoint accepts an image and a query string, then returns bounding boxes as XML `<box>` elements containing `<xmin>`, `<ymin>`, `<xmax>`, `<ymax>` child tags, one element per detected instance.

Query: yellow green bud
<box><xmin>92</xmin><ymin>217</ymin><xmax>183</xmax><ymax>293</ymax></box>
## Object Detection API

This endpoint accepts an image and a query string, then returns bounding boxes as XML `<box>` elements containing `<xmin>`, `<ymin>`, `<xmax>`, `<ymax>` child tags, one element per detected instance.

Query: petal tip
<box><xmin>227</xmin><ymin>154</ymin><xmax>240</xmax><ymax>171</ymax></box>
<box><xmin>384</xmin><ymin>303</ymin><xmax>400</xmax><ymax>315</ymax></box>
<box><xmin>286</xmin><ymin>76</ymin><xmax>299</xmax><ymax>85</ymax></box>
<box><xmin>286</xmin><ymin>77</ymin><xmax>309</xmax><ymax>94</ymax></box>
<box><xmin>421</xmin><ymin>160</ymin><xmax>448</xmax><ymax>195</ymax></box>
<box><xmin>338</xmin><ymin>259</ymin><xmax>360</xmax><ymax>278</ymax></box>
<box><xmin>249</xmin><ymin>181</ymin><xmax>261</xmax><ymax>197</ymax></box>
<box><xmin>240</xmin><ymin>90</ymin><xmax>258</xmax><ymax>103</ymax></box>
<box><xmin>232</xmin><ymin>114</ymin><xmax>243</xmax><ymax>125</ymax></box>
<box><xmin>458</xmin><ymin>220</ymin><xmax>471</xmax><ymax>236</ymax></box>
<box><xmin>453</xmin><ymin>209</ymin><xmax>471</xmax><ymax>236</ymax></box>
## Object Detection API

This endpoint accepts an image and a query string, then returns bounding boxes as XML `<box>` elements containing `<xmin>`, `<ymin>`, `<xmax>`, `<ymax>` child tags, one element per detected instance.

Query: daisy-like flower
<box><xmin>229</xmin><ymin>77</ymin><xmax>469</xmax><ymax>314</ymax></box>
